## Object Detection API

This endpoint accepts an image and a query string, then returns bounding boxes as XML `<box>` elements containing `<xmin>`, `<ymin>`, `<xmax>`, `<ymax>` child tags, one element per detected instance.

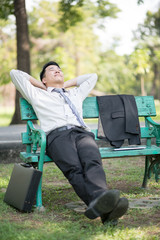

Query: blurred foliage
<box><xmin>0</xmin><ymin>19</ymin><xmax>16</xmax><ymax>85</ymax></box>
<box><xmin>130</xmin><ymin>49</ymin><xmax>150</xmax><ymax>75</ymax></box>
<box><xmin>0</xmin><ymin>0</ymin><xmax>14</xmax><ymax>19</ymax></box>
<box><xmin>0</xmin><ymin>0</ymin><xmax>160</xmax><ymax>98</ymax></box>
<box><xmin>134</xmin><ymin>10</ymin><xmax>160</xmax><ymax>39</ymax></box>
<box><xmin>29</xmin><ymin>0</ymin><xmax>117</xmax><ymax>82</ymax></box>
<box><xmin>96</xmin><ymin>50</ymin><xmax>139</xmax><ymax>94</ymax></box>
<box><xmin>58</xmin><ymin>0</ymin><xmax>120</xmax><ymax>31</ymax></box>
<box><xmin>129</xmin><ymin>48</ymin><xmax>150</xmax><ymax>96</ymax></box>
<box><xmin>133</xmin><ymin>9</ymin><xmax>160</xmax><ymax>98</ymax></box>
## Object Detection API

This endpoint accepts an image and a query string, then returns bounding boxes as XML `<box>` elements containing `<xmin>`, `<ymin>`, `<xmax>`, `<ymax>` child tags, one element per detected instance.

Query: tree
<box><xmin>0</xmin><ymin>19</ymin><xmax>16</xmax><ymax>85</ymax></box>
<box><xmin>0</xmin><ymin>0</ymin><xmax>120</xmax><ymax>123</ymax></box>
<box><xmin>129</xmin><ymin>48</ymin><xmax>150</xmax><ymax>96</ymax></box>
<box><xmin>11</xmin><ymin>0</ymin><xmax>31</xmax><ymax>123</ymax></box>
<box><xmin>58</xmin><ymin>0</ymin><xmax>119</xmax><ymax>31</ymax></box>
<box><xmin>29</xmin><ymin>1</ymin><xmax>104</xmax><ymax>81</ymax></box>
<box><xmin>133</xmin><ymin>9</ymin><xmax>160</xmax><ymax>99</ymax></box>
<box><xmin>96</xmin><ymin>50</ymin><xmax>138</xmax><ymax>95</ymax></box>
<box><xmin>0</xmin><ymin>0</ymin><xmax>30</xmax><ymax>124</ymax></box>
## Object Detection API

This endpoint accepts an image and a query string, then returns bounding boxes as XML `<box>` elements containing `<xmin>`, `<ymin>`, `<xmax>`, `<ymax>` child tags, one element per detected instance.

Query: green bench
<box><xmin>19</xmin><ymin>96</ymin><xmax>160</xmax><ymax>210</ymax></box>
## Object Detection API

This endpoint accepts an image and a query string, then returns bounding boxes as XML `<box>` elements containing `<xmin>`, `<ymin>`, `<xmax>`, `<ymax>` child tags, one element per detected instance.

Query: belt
<box><xmin>48</xmin><ymin>125</ymin><xmax>77</xmax><ymax>136</ymax></box>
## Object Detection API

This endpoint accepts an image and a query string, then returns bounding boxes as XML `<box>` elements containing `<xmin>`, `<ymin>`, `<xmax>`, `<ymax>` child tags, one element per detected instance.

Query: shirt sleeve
<box><xmin>10</xmin><ymin>69</ymin><xmax>38</xmax><ymax>104</ymax></box>
<box><xmin>76</xmin><ymin>73</ymin><xmax>98</xmax><ymax>101</ymax></box>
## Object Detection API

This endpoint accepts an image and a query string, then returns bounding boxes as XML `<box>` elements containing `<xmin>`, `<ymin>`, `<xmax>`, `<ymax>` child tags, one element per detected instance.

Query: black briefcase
<box><xmin>4</xmin><ymin>163</ymin><xmax>42</xmax><ymax>212</ymax></box>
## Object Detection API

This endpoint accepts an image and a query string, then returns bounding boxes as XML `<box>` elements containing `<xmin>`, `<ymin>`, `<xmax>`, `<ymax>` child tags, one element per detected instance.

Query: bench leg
<box><xmin>35</xmin><ymin>147</ymin><xmax>45</xmax><ymax>211</ymax></box>
<box><xmin>142</xmin><ymin>156</ymin><xmax>150</xmax><ymax>188</ymax></box>
<box><xmin>35</xmin><ymin>177</ymin><xmax>45</xmax><ymax>211</ymax></box>
<box><xmin>148</xmin><ymin>156</ymin><xmax>160</xmax><ymax>183</ymax></box>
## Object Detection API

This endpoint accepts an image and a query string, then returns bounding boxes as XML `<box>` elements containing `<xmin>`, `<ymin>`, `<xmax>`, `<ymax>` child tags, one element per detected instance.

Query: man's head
<box><xmin>40</xmin><ymin>61</ymin><xmax>64</xmax><ymax>88</ymax></box>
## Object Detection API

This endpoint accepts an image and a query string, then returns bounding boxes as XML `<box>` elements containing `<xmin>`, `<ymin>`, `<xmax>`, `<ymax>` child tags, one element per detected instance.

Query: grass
<box><xmin>0</xmin><ymin>157</ymin><xmax>160</xmax><ymax>240</ymax></box>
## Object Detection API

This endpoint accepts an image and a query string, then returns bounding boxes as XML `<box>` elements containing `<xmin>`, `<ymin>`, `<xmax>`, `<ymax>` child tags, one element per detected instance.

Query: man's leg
<box><xmin>46</xmin><ymin>127</ymin><xmax>128</xmax><ymax>221</ymax></box>
<box><xmin>74</xmin><ymin>128</ymin><xmax>128</xmax><ymax>221</ymax></box>
<box><xmin>75</xmin><ymin>128</ymin><xmax>108</xmax><ymax>202</ymax></box>
<box><xmin>46</xmin><ymin>128</ymin><xmax>96</xmax><ymax>205</ymax></box>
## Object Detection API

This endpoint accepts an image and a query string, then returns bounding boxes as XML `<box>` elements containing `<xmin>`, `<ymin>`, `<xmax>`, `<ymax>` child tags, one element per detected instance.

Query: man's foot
<box><xmin>84</xmin><ymin>190</ymin><xmax>120</xmax><ymax>219</ymax></box>
<box><xmin>101</xmin><ymin>197</ymin><xmax>129</xmax><ymax>225</ymax></box>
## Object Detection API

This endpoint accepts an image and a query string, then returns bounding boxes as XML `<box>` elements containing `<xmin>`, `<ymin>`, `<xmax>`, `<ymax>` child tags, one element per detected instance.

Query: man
<box><xmin>10</xmin><ymin>61</ymin><xmax>128</xmax><ymax>225</ymax></box>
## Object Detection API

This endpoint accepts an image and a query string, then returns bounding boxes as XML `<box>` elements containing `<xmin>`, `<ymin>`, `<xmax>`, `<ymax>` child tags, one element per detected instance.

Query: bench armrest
<box><xmin>27</xmin><ymin>121</ymin><xmax>46</xmax><ymax>153</ymax></box>
<box><xmin>146</xmin><ymin>117</ymin><xmax>160</xmax><ymax>146</ymax></box>
<box><xmin>23</xmin><ymin>121</ymin><xmax>46</xmax><ymax>171</ymax></box>
<box><xmin>146</xmin><ymin>117</ymin><xmax>160</xmax><ymax>126</ymax></box>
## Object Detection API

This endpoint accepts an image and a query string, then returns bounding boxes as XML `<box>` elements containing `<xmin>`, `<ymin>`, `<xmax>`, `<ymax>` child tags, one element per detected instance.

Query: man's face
<box><xmin>42</xmin><ymin>65</ymin><xmax>64</xmax><ymax>87</ymax></box>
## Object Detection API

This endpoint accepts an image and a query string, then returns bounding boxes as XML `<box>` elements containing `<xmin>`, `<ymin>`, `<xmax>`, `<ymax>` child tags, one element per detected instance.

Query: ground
<box><xmin>0</xmin><ymin>157</ymin><xmax>160</xmax><ymax>240</ymax></box>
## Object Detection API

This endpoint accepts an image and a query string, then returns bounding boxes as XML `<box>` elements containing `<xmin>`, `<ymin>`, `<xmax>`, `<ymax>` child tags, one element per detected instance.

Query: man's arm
<box><xmin>10</xmin><ymin>69</ymin><xmax>47</xmax><ymax>104</ymax></box>
<box><xmin>66</xmin><ymin>73</ymin><xmax>98</xmax><ymax>101</ymax></box>
<box><xmin>64</xmin><ymin>73</ymin><xmax>97</xmax><ymax>89</ymax></box>
<box><xmin>11</xmin><ymin>69</ymin><xmax>47</xmax><ymax>90</ymax></box>
<box><xmin>29</xmin><ymin>75</ymin><xmax>46</xmax><ymax>90</ymax></box>
<box><xmin>10</xmin><ymin>69</ymin><xmax>46</xmax><ymax>90</ymax></box>
<box><xmin>64</xmin><ymin>77</ymin><xmax>77</xmax><ymax>88</ymax></box>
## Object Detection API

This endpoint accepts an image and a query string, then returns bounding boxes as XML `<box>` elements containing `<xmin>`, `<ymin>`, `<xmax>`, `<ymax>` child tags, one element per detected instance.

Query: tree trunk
<box><xmin>10</xmin><ymin>0</ymin><xmax>30</xmax><ymax>124</ymax></box>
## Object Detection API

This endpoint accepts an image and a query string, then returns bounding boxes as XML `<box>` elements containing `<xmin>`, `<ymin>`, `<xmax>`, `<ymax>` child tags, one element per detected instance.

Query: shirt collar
<box><xmin>47</xmin><ymin>87</ymin><xmax>54</xmax><ymax>93</ymax></box>
<box><xmin>47</xmin><ymin>87</ymin><xmax>68</xmax><ymax>93</ymax></box>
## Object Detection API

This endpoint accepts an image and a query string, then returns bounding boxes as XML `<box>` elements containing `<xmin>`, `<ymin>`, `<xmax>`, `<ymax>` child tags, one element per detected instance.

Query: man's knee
<box><xmin>65</xmin><ymin>166</ymin><xmax>83</xmax><ymax>182</ymax></box>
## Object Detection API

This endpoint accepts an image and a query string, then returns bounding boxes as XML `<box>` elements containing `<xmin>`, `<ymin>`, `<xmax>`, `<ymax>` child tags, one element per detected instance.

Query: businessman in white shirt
<box><xmin>10</xmin><ymin>61</ymin><xmax>128</xmax><ymax>225</ymax></box>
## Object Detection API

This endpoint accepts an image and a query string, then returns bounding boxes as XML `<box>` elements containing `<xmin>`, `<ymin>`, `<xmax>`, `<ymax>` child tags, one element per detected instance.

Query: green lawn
<box><xmin>0</xmin><ymin>157</ymin><xmax>160</xmax><ymax>240</ymax></box>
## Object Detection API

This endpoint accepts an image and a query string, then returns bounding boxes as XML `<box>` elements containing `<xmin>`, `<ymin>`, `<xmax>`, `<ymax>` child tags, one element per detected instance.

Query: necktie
<box><xmin>53</xmin><ymin>88</ymin><xmax>86</xmax><ymax>128</ymax></box>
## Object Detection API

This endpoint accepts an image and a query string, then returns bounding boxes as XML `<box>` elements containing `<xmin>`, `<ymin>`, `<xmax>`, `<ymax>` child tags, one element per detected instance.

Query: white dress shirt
<box><xmin>10</xmin><ymin>70</ymin><xmax>97</xmax><ymax>134</ymax></box>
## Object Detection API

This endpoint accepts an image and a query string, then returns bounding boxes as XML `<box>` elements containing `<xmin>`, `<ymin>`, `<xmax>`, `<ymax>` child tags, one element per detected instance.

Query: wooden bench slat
<box><xmin>135</xmin><ymin>96</ymin><xmax>156</xmax><ymax>116</ymax></box>
<box><xmin>20</xmin><ymin>152</ymin><xmax>52</xmax><ymax>163</ymax></box>
<box><xmin>20</xmin><ymin>145</ymin><xmax>160</xmax><ymax>163</ymax></box>
<box><xmin>20</xmin><ymin>96</ymin><xmax>156</xmax><ymax>121</ymax></box>
<box><xmin>91</xmin><ymin>127</ymin><xmax>155</xmax><ymax>140</ymax></box>
<box><xmin>20</xmin><ymin>152</ymin><xmax>39</xmax><ymax>162</ymax></box>
<box><xmin>99</xmin><ymin>145</ymin><xmax>160</xmax><ymax>158</ymax></box>
<box><xmin>83</xmin><ymin>96</ymin><xmax>156</xmax><ymax>118</ymax></box>
<box><xmin>22</xmin><ymin>126</ymin><xmax>156</xmax><ymax>145</ymax></box>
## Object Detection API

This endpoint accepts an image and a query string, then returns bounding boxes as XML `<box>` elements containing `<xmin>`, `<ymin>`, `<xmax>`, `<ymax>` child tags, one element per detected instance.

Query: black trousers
<box><xmin>46</xmin><ymin>127</ymin><xmax>108</xmax><ymax>205</ymax></box>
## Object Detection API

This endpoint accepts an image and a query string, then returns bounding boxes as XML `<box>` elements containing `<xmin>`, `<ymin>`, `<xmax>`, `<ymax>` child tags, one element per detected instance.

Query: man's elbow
<box><xmin>92</xmin><ymin>73</ymin><xmax>98</xmax><ymax>82</ymax></box>
<box><xmin>10</xmin><ymin>69</ymin><xmax>19</xmax><ymax>85</ymax></box>
<box><xmin>10</xmin><ymin>69</ymin><xmax>16</xmax><ymax>78</ymax></box>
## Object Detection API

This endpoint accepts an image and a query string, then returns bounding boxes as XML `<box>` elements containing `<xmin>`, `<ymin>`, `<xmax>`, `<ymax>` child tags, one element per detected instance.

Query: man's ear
<box><xmin>42</xmin><ymin>77</ymin><xmax>46</xmax><ymax>85</ymax></box>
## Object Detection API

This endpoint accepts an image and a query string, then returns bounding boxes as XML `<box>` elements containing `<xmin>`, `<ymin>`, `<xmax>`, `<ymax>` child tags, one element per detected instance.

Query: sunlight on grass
<box><xmin>0</xmin><ymin>179</ymin><xmax>9</xmax><ymax>188</ymax></box>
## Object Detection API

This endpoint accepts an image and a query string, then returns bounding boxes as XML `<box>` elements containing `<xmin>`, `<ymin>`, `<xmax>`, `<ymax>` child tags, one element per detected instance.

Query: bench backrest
<box><xmin>20</xmin><ymin>96</ymin><xmax>156</xmax><ymax>139</ymax></box>
<box><xmin>20</xmin><ymin>96</ymin><xmax>156</xmax><ymax>120</ymax></box>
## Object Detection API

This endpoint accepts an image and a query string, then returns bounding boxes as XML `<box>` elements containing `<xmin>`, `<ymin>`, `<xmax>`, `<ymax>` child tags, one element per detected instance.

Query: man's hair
<box><xmin>40</xmin><ymin>61</ymin><xmax>60</xmax><ymax>81</ymax></box>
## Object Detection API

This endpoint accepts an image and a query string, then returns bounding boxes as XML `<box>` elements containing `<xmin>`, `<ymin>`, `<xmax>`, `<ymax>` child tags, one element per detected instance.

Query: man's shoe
<box><xmin>84</xmin><ymin>190</ymin><xmax>120</xmax><ymax>219</ymax></box>
<box><xmin>101</xmin><ymin>197</ymin><xmax>129</xmax><ymax>225</ymax></box>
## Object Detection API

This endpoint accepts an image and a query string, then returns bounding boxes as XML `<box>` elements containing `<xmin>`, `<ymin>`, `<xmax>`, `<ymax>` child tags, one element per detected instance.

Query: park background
<box><xmin>0</xmin><ymin>0</ymin><xmax>160</xmax><ymax>126</ymax></box>
<box><xmin>1</xmin><ymin>1</ymin><xmax>160</xmax><ymax>240</ymax></box>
